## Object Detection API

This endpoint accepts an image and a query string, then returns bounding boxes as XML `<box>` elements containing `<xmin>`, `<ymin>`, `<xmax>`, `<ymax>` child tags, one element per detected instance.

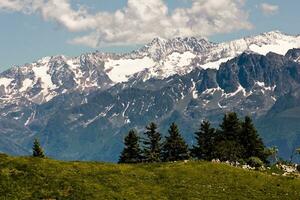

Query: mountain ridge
<box><xmin>1</xmin><ymin>31</ymin><xmax>300</xmax><ymax>105</ymax></box>
<box><xmin>0</xmin><ymin>31</ymin><xmax>300</xmax><ymax>161</ymax></box>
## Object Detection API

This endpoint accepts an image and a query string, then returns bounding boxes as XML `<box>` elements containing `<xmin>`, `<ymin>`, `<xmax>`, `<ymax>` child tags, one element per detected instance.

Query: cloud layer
<box><xmin>260</xmin><ymin>3</ymin><xmax>279</xmax><ymax>16</ymax></box>
<box><xmin>0</xmin><ymin>0</ymin><xmax>252</xmax><ymax>47</ymax></box>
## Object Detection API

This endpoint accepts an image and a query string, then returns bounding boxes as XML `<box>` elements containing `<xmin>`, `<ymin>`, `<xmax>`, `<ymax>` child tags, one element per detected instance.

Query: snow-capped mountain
<box><xmin>0</xmin><ymin>31</ymin><xmax>300</xmax><ymax>104</ymax></box>
<box><xmin>1</xmin><ymin>31</ymin><xmax>300</xmax><ymax>161</ymax></box>
<box><xmin>0</xmin><ymin>54</ymin><xmax>114</xmax><ymax>104</ymax></box>
<box><xmin>104</xmin><ymin>30</ymin><xmax>300</xmax><ymax>82</ymax></box>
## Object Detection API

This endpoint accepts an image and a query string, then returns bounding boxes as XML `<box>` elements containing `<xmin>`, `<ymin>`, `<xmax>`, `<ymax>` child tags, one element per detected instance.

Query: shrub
<box><xmin>247</xmin><ymin>157</ymin><xmax>264</xmax><ymax>168</ymax></box>
<box><xmin>237</xmin><ymin>159</ymin><xmax>246</xmax><ymax>165</ymax></box>
<box><xmin>277</xmin><ymin>158</ymin><xmax>292</xmax><ymax>165</ymax></box>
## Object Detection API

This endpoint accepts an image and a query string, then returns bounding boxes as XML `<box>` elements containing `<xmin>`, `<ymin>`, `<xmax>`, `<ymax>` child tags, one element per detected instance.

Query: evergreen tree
<box><xmin>119</xmin><ymin>130</ymin><xmax>142</xmax><ymax>164</ymax></box>
<box><xmin>214</xmin><ymin>140</ymin><xmax>244</xmax><ymax>161</ymax></box>
<box><xmin>32</xmin><ymin>138</ymin><xmax>45</xmax><ymax>158</ymax></box>
<box><xmin>219</xmin><ymin>112</ymin><xmax>241</xmax><ymax>141</ymax></box>
<box><xmin>191</xmin><ymin>120</ymin><xmax>215</xmax><ymax>160</ymax></box>
<box><xmin>215</xmin><ymin>112</ymin><xmax>244</xmax><ymax>161</ymax></box>
<box><xmin>142</xmin><ymin>122</ymin><xmax>162</xmax><ymax>163</ymax></box>
<box><xmin>240</xmin><ymin>116</ymin><xmax>267</xmax><ymax>161</ymax></box>
<box><xmin>162</xmin><ymin>123</ymin><xmax>190</xmax><ymax>162</ymax></box>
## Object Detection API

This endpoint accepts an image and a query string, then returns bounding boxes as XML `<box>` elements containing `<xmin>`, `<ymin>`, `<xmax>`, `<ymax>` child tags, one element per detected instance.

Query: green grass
<box><xmin>0</xmin><ymin>154</ymin><xmax>299</xmax><ymax>200</ymax></box>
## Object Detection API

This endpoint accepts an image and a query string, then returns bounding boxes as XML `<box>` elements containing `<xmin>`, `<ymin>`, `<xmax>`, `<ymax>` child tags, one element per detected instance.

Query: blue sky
<box><xmin>0</xmin><ymin>0</ymin><xmax>299</xmax><ymax>70</ymax></box>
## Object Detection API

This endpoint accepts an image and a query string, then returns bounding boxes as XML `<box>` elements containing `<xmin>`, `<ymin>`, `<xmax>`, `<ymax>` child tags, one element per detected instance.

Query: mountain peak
<box><xmin>264</xmin><ymin>30</ymin><xmax>284</xmax><ymax>35</ymax></box>
<box><xmin>1</xmin><ymin>30</ymin><xmax>300</xmax><ymax>105</ymax></box>
<box><xmin>149</xmin><ymin>37</ymin><xmax>168</xmax><ymax>44</ymax></box>
<box><xmin>137</xmin><ymin>36</ymin><xmax>214</xmax><ymax>62</ymax></box>
<box><xmin>255</xmin><ymin>30</ymin><xmax>299</xmax><ymax>41</ymax></box>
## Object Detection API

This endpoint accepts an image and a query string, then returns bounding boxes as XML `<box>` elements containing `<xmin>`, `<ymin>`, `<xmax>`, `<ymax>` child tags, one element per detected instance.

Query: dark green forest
<box><xmin>119</xmin><ymin>112</ymin><xmax>298</xmax><ymax>167</ymax></box>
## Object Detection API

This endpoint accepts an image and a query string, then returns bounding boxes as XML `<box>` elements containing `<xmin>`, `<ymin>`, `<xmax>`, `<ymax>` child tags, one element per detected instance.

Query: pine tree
<box><xmin>215</xmin><ymin>112</ymin><xmax>244</xmax><ymax>161</ymax></box>
<box><xmin>219</xmin><ymin>112</ymin><xmax>241</xmax><ymax>141</ymax></box>
<box><xmin>32</xmin><ymin>138</ymin><xmax>45</xmax><ymax>158</ymax></box>
<box><xmin>162</xmin><ymin>123</ymin><xmax>190</xmax><ymax>162</ymax></box>
<box><xmin>214</xmin><ymin>140</ymin><xmax>244</xmax><ymax>161</ymax></box>
<box><xmin>191</xmin><ymin>120</ymin><xmax>215</xmax><ymax>160</ymax></box>
<box><xmin>240</xmin><ymin>116</ymin><xmax>267</xmax><ymax>161</ymax></box>
<box><xmin>142</xmin><ymin>122</ymin><xmax>162</xmax><ymax>163</ymax></box>
<box><xmin>119</xmin><ymin>130</ymin><xmax>142</xmax><ymax>164</ymax></box>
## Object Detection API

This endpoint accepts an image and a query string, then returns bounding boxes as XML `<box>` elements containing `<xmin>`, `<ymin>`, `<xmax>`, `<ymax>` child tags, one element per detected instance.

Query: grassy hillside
<box><xmin>0</xmin><ymin>154</ymin><xmax>299</xmax><ymax>200</ymax></box>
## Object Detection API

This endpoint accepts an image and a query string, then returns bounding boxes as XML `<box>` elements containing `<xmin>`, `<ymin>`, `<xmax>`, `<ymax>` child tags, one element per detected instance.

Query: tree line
<box><xmin>119</xmin><ymin>112</ymin><xmax>269</xmax><ymax>164</ymax></box>
<box><xmin>30</xmin><ymin>112</ymin><xmax>300</xmax><ymax>164</ymax></box>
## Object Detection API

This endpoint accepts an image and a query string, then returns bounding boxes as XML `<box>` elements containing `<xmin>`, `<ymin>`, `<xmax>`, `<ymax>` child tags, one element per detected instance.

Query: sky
<box><xmin>0</xmin><ymin>0</ymin><xmax>299</xmax><ymax>70</ymax></box>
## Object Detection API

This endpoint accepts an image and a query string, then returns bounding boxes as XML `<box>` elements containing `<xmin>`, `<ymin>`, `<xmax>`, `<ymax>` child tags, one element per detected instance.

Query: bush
<box><xmin>247</xmin><ymin>157</ymin><xmax>264</xmax><ymax>168</ymax></box>
<box><xmin>277</xmin><ymin>158</ymin><xmax>292</xmax><ymax>165</ymax></box>
<box><xmin>237</xmin><ymin>159</ymin><xmax>246</xmax><ymax>165</ymax></box>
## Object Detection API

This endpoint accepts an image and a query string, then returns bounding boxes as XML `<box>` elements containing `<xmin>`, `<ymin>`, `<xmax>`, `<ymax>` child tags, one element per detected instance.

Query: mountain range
<box><xmin>0</xmin><ymin>31</ymin><xmax>300</xmax><ymax>161</ymax></box>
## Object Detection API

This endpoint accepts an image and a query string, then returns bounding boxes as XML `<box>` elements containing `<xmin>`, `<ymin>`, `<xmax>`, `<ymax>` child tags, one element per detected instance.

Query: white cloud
<box><xmin>260</xmin><ymin>3</ymin><xmax>279</xmax><ymax>15</ymax></box>
<box><xmin>0</xmin><ymin>0</ymin><xmax>253</xmax><ymax>47</ymax></box>
<box><xmin>0</xmin><ymin>0</ymin><xmax>23</xmax><ymax>11</ymax></box>
<box><xmin>0</xmin><ymin>0</ymin><xmax>43</xmax><ymax>13</ymax></box>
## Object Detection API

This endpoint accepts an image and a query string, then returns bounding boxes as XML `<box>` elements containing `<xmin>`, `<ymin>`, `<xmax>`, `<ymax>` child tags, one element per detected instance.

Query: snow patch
<box><xmin>201</xmin><ymin>57</ymin><xmax>234</xmax><ymax>70</ymax></box>
<box><xmin>157</xmin><ymin>51</ymin><xmax>196</xmax><ymax>78</ymax></box>
<box><xmin>203</xmin><ymin>88</ymin><xmax>219</xmax><ymax>95</ymax></box>
<box><xmin>105</xmin><ymin>57</ymin><xmax>156</xmax><ymax>83</ymax></box>
<box><xmin>122</xmin><ymin>102</ymin><xmax>130</xmax><ymax>117</ymax></box>
<box><xmin>25</xmin><ymin>110</ymin><xmax>36</xmax><ymax>126</ymax></box>
<box><xmin>190</xmin><ymin>80</ymin><xmax>198</xmax><ymax>99</ymax></box>
<box><xmin>256</xmin><ymin>81</ymin><xmax>265</xmax><ymax>87</ymax></box>
<box><xmin>249</xmin><ymin>37</ymin><xmax>300</xmax><ymax>56</ymax></box>
<box><xmin>32</xmin><ymin>64</ymin><xmax>57</xmax><ymax>91</ymax></box>
<box><xmin>83</xmin><ymin>105</ymin><xmax>114</xmax><ymax>127</ymax></box>
<box><xmin>218</xmin><ymin>102</ymin><xmax>228</xmax><ymax>109</ymax></box>
<box><xmin>226</xmin><ymin>85</ymin><xmax>247</xmax><ymax>97</ymax></box>
<box><xmin>20</xmin><ymin>79</ymin><xmax>33</xmax><ymax>92</ymax></box>
<box><xmin>271</xmin><ymin>96</ymin><xmax>277</xmax><ymax>101</ymax></box>
<box><xmin>0</xmin><ymin>77</ymin><xmax>14</xmax><ymax>92</ymax></box>
<box><xmin>164</xmin><ymin>51</ymin><xmax>196</xmax><ymax>68</ymax></box>
<box><xmin>255</xmin><ymin>81</ymin><xmax>276</xmax><ymax>91</ymax></box>
<box><xmin>67</xmin><ymin>59</ymin><xmax>83</xmax><ymax>86</ymax></box>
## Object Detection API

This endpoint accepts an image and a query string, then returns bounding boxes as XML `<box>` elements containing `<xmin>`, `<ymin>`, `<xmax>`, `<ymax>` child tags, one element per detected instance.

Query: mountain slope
<box><xmin>257</xmin><ymin>87</ymin><xmax>300</xmax><ymax>157</ymax></box>
<box><xmin>0</xmin><ymin>154</ymin><xmax>299</xmax><ymax>200</ymax></box>
<box><xmin>0</xmin><ymin>31</ymin><xmax>299</xmax><ymax>104</ymax></box>
<box><xmin>1</xmin><ymin>32</ymin><xmax>300</xmax><ymax>161</ymax></box>
<box><xmin>1</xmin><ymin>49</ymin><xmax>300</xmax><ymax>161</ymax></box>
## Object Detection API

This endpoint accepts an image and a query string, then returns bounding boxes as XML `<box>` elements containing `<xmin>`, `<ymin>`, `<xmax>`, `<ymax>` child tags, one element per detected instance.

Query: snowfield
<box><xmin>0</xmin><ymin>31</ymin><xmax>300</xmax><ymax>103</ymax></box>
<box><xmin>105</xmin><ymin>57</ymin><xmax>156</xmax><ymax>83</ymax></box>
